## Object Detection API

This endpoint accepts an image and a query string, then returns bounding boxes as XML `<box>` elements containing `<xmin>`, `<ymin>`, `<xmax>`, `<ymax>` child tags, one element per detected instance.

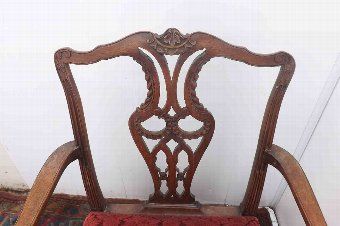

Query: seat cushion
<box><xmin>84</xmin><ymin>212</ymin><xmax>260</xmax><ymax>226</ymax></box>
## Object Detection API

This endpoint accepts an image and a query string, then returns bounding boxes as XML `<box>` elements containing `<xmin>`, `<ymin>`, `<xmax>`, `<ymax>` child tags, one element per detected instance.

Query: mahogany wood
<box><xmin>16</xmin><ymin>29</ymin><xmax>325</xmax><ymax>226</ymax></box>
<box><xmin>265</xmin><ymin>145</ymin><xmax>326</xmax><ymax>225</ymax></box>
<box><xmin>16</xmin><ymin>141</ymin><xmax>79</xmax><ymax>226</ymax></box>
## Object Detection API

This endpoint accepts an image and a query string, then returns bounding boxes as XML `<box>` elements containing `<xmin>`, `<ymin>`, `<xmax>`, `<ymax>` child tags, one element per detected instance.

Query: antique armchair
<box><xmin>17</xmin><ymin>29</ymin><xmax>326</xmax><ymax>225</ymax></box>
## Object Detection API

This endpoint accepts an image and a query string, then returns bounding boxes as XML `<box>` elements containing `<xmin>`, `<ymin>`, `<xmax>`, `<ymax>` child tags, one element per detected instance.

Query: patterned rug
<box><xmin>0</xmin><ymin>190</ymin><xmax>145</xmax><ymax>226</ymax></box>
<box><xmin>0</xmin><ymin>190</ymin><xmax>90</xmax><ymax>225</ymax></box>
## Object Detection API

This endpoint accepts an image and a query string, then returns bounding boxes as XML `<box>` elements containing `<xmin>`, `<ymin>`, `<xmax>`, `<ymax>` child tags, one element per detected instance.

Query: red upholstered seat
<box><xmin>84</xmin><ymin>212</ymin><xmax>260</xmax><ymax>226</ymax></box>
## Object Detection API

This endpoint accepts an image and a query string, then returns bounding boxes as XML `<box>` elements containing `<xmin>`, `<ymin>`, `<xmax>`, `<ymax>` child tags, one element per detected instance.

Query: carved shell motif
<box><xmin>147</xmin><ymin>28</ymin><xmax>196</xmax><ymax>55</ymax></box>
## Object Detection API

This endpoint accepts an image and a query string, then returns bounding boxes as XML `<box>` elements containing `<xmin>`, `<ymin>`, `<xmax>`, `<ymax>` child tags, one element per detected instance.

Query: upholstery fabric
<box><xmin>84</xmin><ymin>212</ymin><xmax>260</xmax><ymax>226</ymax></box>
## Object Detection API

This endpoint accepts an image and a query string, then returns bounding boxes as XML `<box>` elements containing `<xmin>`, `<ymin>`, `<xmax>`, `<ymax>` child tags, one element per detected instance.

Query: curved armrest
<box><xmin>265</xmin><ymin>144</ymin><xmax>326</xmax><ymax>226</ymax></box>
<box><xmin>16</xmin><ymin>141</ymin><xmax>80</xmax><ymax>226</ymax></box>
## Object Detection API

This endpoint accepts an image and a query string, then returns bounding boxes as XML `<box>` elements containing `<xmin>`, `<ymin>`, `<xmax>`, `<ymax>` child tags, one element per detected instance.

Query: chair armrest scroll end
<box><xmin>265</xmin><ymin>144</ymin><xmax>326</xmax><ymax>226</ymax></box>
<box><xmin>16</xmin><ymin>141</ymin><xmax>80</xmax><ymax>226</ymax></box>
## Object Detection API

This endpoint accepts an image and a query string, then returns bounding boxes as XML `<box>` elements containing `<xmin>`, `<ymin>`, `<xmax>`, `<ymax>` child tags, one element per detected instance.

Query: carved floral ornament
<box><xmin>147</xmin><ymin>28</ymin><xmax>196</xmax><ymax>55</ymax></box>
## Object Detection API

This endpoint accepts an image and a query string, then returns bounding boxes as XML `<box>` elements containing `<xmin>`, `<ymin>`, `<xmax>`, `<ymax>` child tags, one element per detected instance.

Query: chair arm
<box><xmin>16</xmin><ymin>141</ymin><xmax>80</xmax><ymax>226</ymax></box>
<box><xmin>264</xmin><ymin>144</ymin><xmax>326</xmax><ymax>226</ymax></box>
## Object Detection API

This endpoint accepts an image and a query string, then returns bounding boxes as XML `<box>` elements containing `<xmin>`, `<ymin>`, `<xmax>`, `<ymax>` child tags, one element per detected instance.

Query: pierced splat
<box><xmin>128</xmin><ymin>29</ymin><xmax>216</xmax><ymax>204</ymax></box>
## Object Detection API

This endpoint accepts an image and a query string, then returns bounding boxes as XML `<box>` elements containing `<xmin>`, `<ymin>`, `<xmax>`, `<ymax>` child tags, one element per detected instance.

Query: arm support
<box><xmin>265</xmin><ymin>144</ymin><xmax>326</xmax><ymax>226</ymax></box>
<box><xmin>16</xmin><ymin>141</ymin><xmax>80</xmax><ymax>226</ymax></box>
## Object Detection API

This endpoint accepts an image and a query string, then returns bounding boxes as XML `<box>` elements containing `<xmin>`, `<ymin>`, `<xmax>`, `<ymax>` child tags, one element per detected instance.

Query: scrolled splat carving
<box><xmin>147</xmin><ymin>28</ymin><xmax>196</xmax><ymax>55</ymax></box>
<box><xmin>185</xmin><ymin>51</ymin><xmax>212</xmax><ymax>114</ymax></box>
<box><xmin>129</xmin><ymin>32</ymin><xmax>215</xmax><ymax>204</ymax></box>
<box><xmin>132</xmin><ymin>52</ymin><xmax>157</xmax><ymax>111</ymax></box>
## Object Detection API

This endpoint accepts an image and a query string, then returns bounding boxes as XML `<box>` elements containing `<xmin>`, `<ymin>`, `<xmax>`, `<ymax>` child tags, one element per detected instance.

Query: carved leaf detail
<box><xmin>147</xmin><ymin>28</ymin><xmax>196</xmax><ymax>55</ymax></box>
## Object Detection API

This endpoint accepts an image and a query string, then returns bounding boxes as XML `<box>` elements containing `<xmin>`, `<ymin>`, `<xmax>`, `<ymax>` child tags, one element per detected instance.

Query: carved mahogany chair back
<box><xmin>54</xmin><ymin>28</ymin><xmax>295</xmax><ymax>212</ymax></box>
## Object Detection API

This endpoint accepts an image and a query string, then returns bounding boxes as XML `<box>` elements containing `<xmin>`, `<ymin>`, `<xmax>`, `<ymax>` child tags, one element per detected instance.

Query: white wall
<box><xmin>0</xmin><ymin>143</ymin><xmax>28</xmax><ymax>190</ymax></box>
<box><xmin>276</xmin><ymin>57</ymin><xmax>340</xmax><ymax>226</ymax></box>
<box><xmin>0</xmin><ymin>1</ymin><xmax>339</xmax><ymax>224</ymax></box>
